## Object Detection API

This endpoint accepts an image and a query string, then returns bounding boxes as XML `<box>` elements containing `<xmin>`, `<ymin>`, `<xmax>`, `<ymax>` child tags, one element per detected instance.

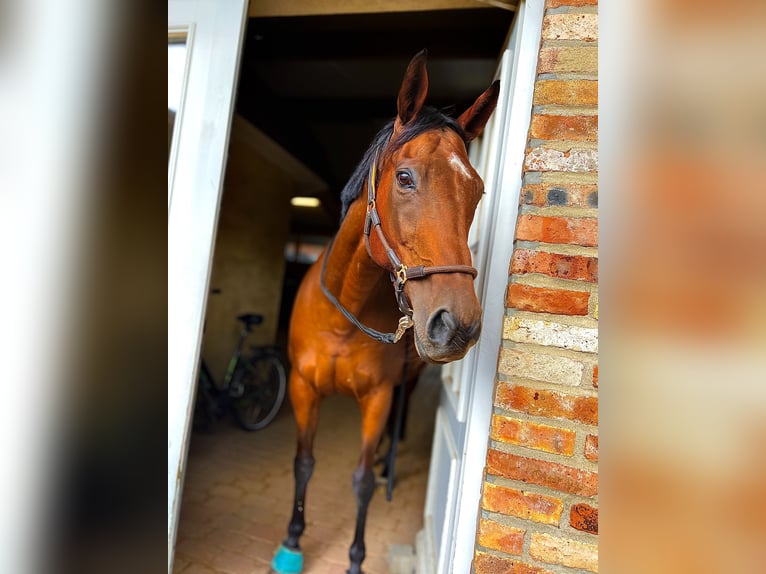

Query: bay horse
<box><xmin>271</xmin><ymin>51</ymin><xmax>499</xmax><ymax>574</ymax></box>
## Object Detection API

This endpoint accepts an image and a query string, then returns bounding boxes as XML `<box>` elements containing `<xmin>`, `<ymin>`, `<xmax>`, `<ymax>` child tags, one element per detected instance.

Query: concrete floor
<box><xmin>172</xmin><ymin>366</ymin><xmax>441</xmax><ymax>574</ymax></box>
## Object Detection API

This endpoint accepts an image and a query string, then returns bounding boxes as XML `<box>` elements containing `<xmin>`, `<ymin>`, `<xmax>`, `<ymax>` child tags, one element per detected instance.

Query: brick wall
<box><xmin>473</xmin><ymin>1</ymin><xmax>598</xmax><ymax>573</ymax></box>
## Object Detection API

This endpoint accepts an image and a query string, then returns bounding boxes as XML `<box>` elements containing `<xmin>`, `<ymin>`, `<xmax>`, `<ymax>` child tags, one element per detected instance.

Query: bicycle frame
<box><xmin>195</xmin><ymin>315</ymin><xmax>286</xmax><ymax>433</ymax></box>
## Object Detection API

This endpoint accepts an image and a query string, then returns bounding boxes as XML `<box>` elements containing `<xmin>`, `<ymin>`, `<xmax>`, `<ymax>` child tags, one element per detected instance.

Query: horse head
<box><xmin>367</xmin><ymin>51</ymin><xmax>499</xmax><ymax>363</ymax></box>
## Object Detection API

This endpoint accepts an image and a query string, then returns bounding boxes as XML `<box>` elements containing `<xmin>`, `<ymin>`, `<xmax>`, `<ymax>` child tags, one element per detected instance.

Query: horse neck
<box><xmin>324</xmin><ymin>199</ymin><xmax>387</xmax><ymax>317</ymax></box>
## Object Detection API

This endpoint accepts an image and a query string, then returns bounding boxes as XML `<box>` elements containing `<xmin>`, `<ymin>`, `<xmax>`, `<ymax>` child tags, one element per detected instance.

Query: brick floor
<box><xmin>172</xmin><ymin>366</ymin><xmax>441</xmax><ymax>574</ymax></box>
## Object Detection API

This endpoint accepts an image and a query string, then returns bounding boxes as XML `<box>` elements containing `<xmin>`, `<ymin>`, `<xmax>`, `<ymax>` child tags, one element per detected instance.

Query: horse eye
<box><xmin>396</xmin><ymin>171</ymin><xmax>414</xmax><ymax>188</ymax></box>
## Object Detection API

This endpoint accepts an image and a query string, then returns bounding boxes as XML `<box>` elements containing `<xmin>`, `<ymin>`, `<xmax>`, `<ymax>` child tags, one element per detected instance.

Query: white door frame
<box><xmin>167</xmin><ymin>1</ymin><xmax>248</xmax><ymax>572</ymax></box>
<box><xmin>420</xmin><ymin>2</ymin><xmax>545</xmax><ymax>572</ymax></box>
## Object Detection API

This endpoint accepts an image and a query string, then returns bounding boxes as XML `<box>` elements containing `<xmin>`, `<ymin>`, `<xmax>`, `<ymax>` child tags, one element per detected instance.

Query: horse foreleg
<box><xmin>286</xmin><ymin>452</ymin><xmax>315</xmax><ymax>549</ymax></box>
<box><xmin>348</xmin><ymin>385</ymin><xmax>393</xmax><ymax>574</ymax></box>
<box><xmin>272</xmin><ymin>372</ymin><xmax>319</xmax><ymax>574</ymax></box>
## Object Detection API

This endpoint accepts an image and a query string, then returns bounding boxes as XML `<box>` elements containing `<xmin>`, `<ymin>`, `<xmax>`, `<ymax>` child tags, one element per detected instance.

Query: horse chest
<box><xmin>301</xmin><ymin>335</ymin><xmax>400</xmax><ymax>396</ymax></box>
<box><xmin>334</xmin><ymin>354</ymin><xmax>396</xmax><ymax>395</ymax></box>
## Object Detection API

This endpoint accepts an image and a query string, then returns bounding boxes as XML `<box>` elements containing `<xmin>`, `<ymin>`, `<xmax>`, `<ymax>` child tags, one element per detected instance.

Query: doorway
<box><xmin>172</xmin><ymin>4</ymin><xmax>518</xmax><ymax>574</ymax></box>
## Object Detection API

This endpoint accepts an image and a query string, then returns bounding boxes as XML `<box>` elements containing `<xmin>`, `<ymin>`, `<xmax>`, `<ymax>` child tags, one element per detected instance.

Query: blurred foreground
<box><xmin>0</xmin><ymin>1</ymin><xmax>764</xmax><ymax>572</ymax></box>
<box><xmin>601</xmin><ymin>1</ymin><xmax>766</xmax><ymax>572</ymax></box>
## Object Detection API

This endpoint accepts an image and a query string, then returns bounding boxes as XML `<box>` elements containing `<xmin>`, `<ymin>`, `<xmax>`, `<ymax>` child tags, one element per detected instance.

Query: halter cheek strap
<box><xmin>321</xmin><ymin>149</ymin><xmax>478</xmax><ymax>344</ymax></box>
<box><xmin>363</xmin><ymin>153</ymin><xmax>478</xmax><ymax>315</ymax></box>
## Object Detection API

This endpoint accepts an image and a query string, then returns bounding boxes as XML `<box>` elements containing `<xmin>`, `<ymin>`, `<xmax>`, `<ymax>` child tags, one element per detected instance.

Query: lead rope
<box><xmin>386</xmin><ymin>330</ymin><xmax>410</xmax><ymax>501</ymax></box>
<box><xmin>319</xmin><ymin>236</ymin><xmax>408</xmax><ymax>344</ymax></box>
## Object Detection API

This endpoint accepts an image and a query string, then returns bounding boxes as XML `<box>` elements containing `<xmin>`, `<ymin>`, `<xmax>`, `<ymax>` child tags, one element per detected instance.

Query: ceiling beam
<box><xmin>248</xmin><ymin>0</ymin><xmax>510</xmax><ymax>18</ymax></box>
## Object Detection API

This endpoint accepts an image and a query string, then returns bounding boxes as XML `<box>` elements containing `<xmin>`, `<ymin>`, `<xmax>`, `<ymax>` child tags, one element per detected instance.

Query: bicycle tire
<box><xmin>230</xmin><ymin>350</ymin><xmax>287</xmax><ymax>431</ymax></box>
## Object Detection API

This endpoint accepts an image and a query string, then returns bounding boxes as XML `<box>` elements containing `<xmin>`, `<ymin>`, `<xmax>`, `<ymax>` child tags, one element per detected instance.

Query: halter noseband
<box><xmin>321</xmin><ymin>149</ymin><xmax>478</xmax><ymax>344</ymax></box>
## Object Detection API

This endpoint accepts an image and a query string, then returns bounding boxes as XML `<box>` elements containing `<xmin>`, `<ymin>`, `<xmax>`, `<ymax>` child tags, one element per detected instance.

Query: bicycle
<box><xmin>195</xmin><ymin>313</ymin><xmax>287</xmax><ymax>431</ymax></box>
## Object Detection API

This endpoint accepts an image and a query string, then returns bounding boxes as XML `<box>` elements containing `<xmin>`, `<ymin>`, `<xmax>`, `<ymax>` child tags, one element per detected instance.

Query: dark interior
<box><xmin>235</xmin><ymin>8</ymin><xmax>515</xmax><ymax>236</ymax></box>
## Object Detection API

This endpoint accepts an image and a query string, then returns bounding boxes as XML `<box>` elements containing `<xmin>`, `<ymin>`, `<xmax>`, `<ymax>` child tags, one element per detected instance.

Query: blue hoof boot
<box><xmin>271</xmin><ymin>544</ymin><xmax>303</xmax><ymax>574</ymax></box>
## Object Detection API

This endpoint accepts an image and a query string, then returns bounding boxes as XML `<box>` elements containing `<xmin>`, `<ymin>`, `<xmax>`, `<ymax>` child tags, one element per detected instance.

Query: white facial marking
<box><xmin>449</xmin><ymin>152</ymin><xmax>471</xmax><ymax>179</ymax></box>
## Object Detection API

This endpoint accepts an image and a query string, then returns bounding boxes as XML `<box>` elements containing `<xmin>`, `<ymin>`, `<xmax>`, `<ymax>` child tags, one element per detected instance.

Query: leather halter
<box><xmin>321</xmin><ymin>149</ymin><xmax>478</xmax><ymax>344</ymax></box>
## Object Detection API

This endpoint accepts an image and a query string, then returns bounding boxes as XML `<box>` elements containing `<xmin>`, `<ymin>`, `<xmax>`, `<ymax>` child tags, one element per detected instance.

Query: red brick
<box><xmin>510</xmin><ymin>249</ymin><xmax>598</xmax><ymax>282</ymax></box>
<box><xmin>584</xmin><ymin>434</ymin><xmax>598</xmax><ymax>461</ymax></box>
<box><xmin>520</xmin><ymin>183</ymin><xmax>598</xmax><ymax>208</ymax></box>
<box><xmin>530</xmin><ymin>115</ymin><xmax>598</xmax><ymax>142</ymax></box>
<box><xmin>516</xmin><ymin>215</ymin><xmax>598</xmax><ymax>247</ymax></box>
<box><xmin>507</xmin><ymin>283</ymin><xmax>590</xmax><ymax>315</ymax></box>
<box><xmin>570</xmin><ymin>503</ymin><xmax>598</xmax><ymax>534</ymax></box>
<box><xmin>491</xmin><ymin>416</ymin><xmax>576</xmax><ymax>456</ymax></box>
<box><xmin>474</xmin><ymin>551</ymin><xmax>554</xmax><ymax>574</ymax></box>
<box><xmin>592</xmin><ymin>364</ymin><xmax>598</xmax><ymax>388</ymax></box>
<box><xmin>477</xmin><ymin>518</ymin><xmax>525</xmax><ymax>555</ymax></box>
<box><xmin>487</xmin><ymin>450</ymin><xmax>598</xmax><ymax>497</ymax></box>
<box><xmin>546</xmin><ymin>0</ymin><xmax>598</xmax><ymax>7</ymax></box>
<box><xmin>496</xmin><ymin>383</ymin><xmax>598</xmax><ymax>425</ymax></box>
<box><xmin>482</xmin><ymin>482</ymin><xmax>563</xmax><ymax>525</ymax></box>
<box><xmin>533</xmin><ymin>80</ymin><xmax>598</xmax><ymax>107</ymax></box>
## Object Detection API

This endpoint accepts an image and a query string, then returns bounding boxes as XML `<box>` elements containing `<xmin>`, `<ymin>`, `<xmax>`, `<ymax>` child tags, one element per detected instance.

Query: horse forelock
<box><xmin>339</xmin><ymin>107</ymin><xmax>466</xmax><ymax>221</ymax></box>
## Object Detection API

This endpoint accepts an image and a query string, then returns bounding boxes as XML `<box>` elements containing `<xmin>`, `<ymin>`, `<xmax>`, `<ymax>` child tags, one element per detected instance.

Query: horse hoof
<box><xmin>270</xmin><ymin>544</ymin><xmax>303</xmax><ymax>574</ymax></box>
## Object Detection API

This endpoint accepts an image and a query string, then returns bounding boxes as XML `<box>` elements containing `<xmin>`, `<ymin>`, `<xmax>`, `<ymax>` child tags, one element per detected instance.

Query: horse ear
<box><xmin>457</xmin><ymin>80</ymin><xmax>500</xmax><ymax>143</ymax></box>
<box><xmin>396</xmin><ymin>49</ymin><xmax>429</xmax><ymax>128</ymax></box>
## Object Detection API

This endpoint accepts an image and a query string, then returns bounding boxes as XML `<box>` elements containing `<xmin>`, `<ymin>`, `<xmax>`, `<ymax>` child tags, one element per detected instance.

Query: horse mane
<box><xmin>339</xmin><ymin>106</ymin><xmax>466</xmax><ymax>221</ymax></box>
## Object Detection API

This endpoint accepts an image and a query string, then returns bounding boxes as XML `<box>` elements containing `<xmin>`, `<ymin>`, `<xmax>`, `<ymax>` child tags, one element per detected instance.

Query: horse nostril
<box><xmin>427</xmin><ymin>309</ymin><xmax>458</xmax><ymax>346</ymax></box>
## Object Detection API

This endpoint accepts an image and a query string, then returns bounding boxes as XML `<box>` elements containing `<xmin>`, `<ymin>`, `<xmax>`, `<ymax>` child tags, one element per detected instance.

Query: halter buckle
<box><xmin>395</xmin><ymin>264</ymin><xmax>408</xmax><ymax>285</ymax></box>
<box><xmin>393</xmin><ymin>315</ymin><xmax>414</xmax><ymax>343</ymax></box>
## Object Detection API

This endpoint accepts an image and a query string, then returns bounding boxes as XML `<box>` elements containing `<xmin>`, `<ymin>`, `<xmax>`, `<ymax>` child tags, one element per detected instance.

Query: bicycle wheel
<box><xmin>230</xmin><ymin>350</ymin><xmax>287</xmax><ymax>431</ymax></box>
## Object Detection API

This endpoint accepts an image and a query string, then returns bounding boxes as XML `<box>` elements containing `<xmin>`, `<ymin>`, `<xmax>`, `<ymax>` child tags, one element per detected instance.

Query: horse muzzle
<box><xmin>413</xmin><ymin>307</ymin><xmax>481</xmax><ymax>363</ymax></box>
